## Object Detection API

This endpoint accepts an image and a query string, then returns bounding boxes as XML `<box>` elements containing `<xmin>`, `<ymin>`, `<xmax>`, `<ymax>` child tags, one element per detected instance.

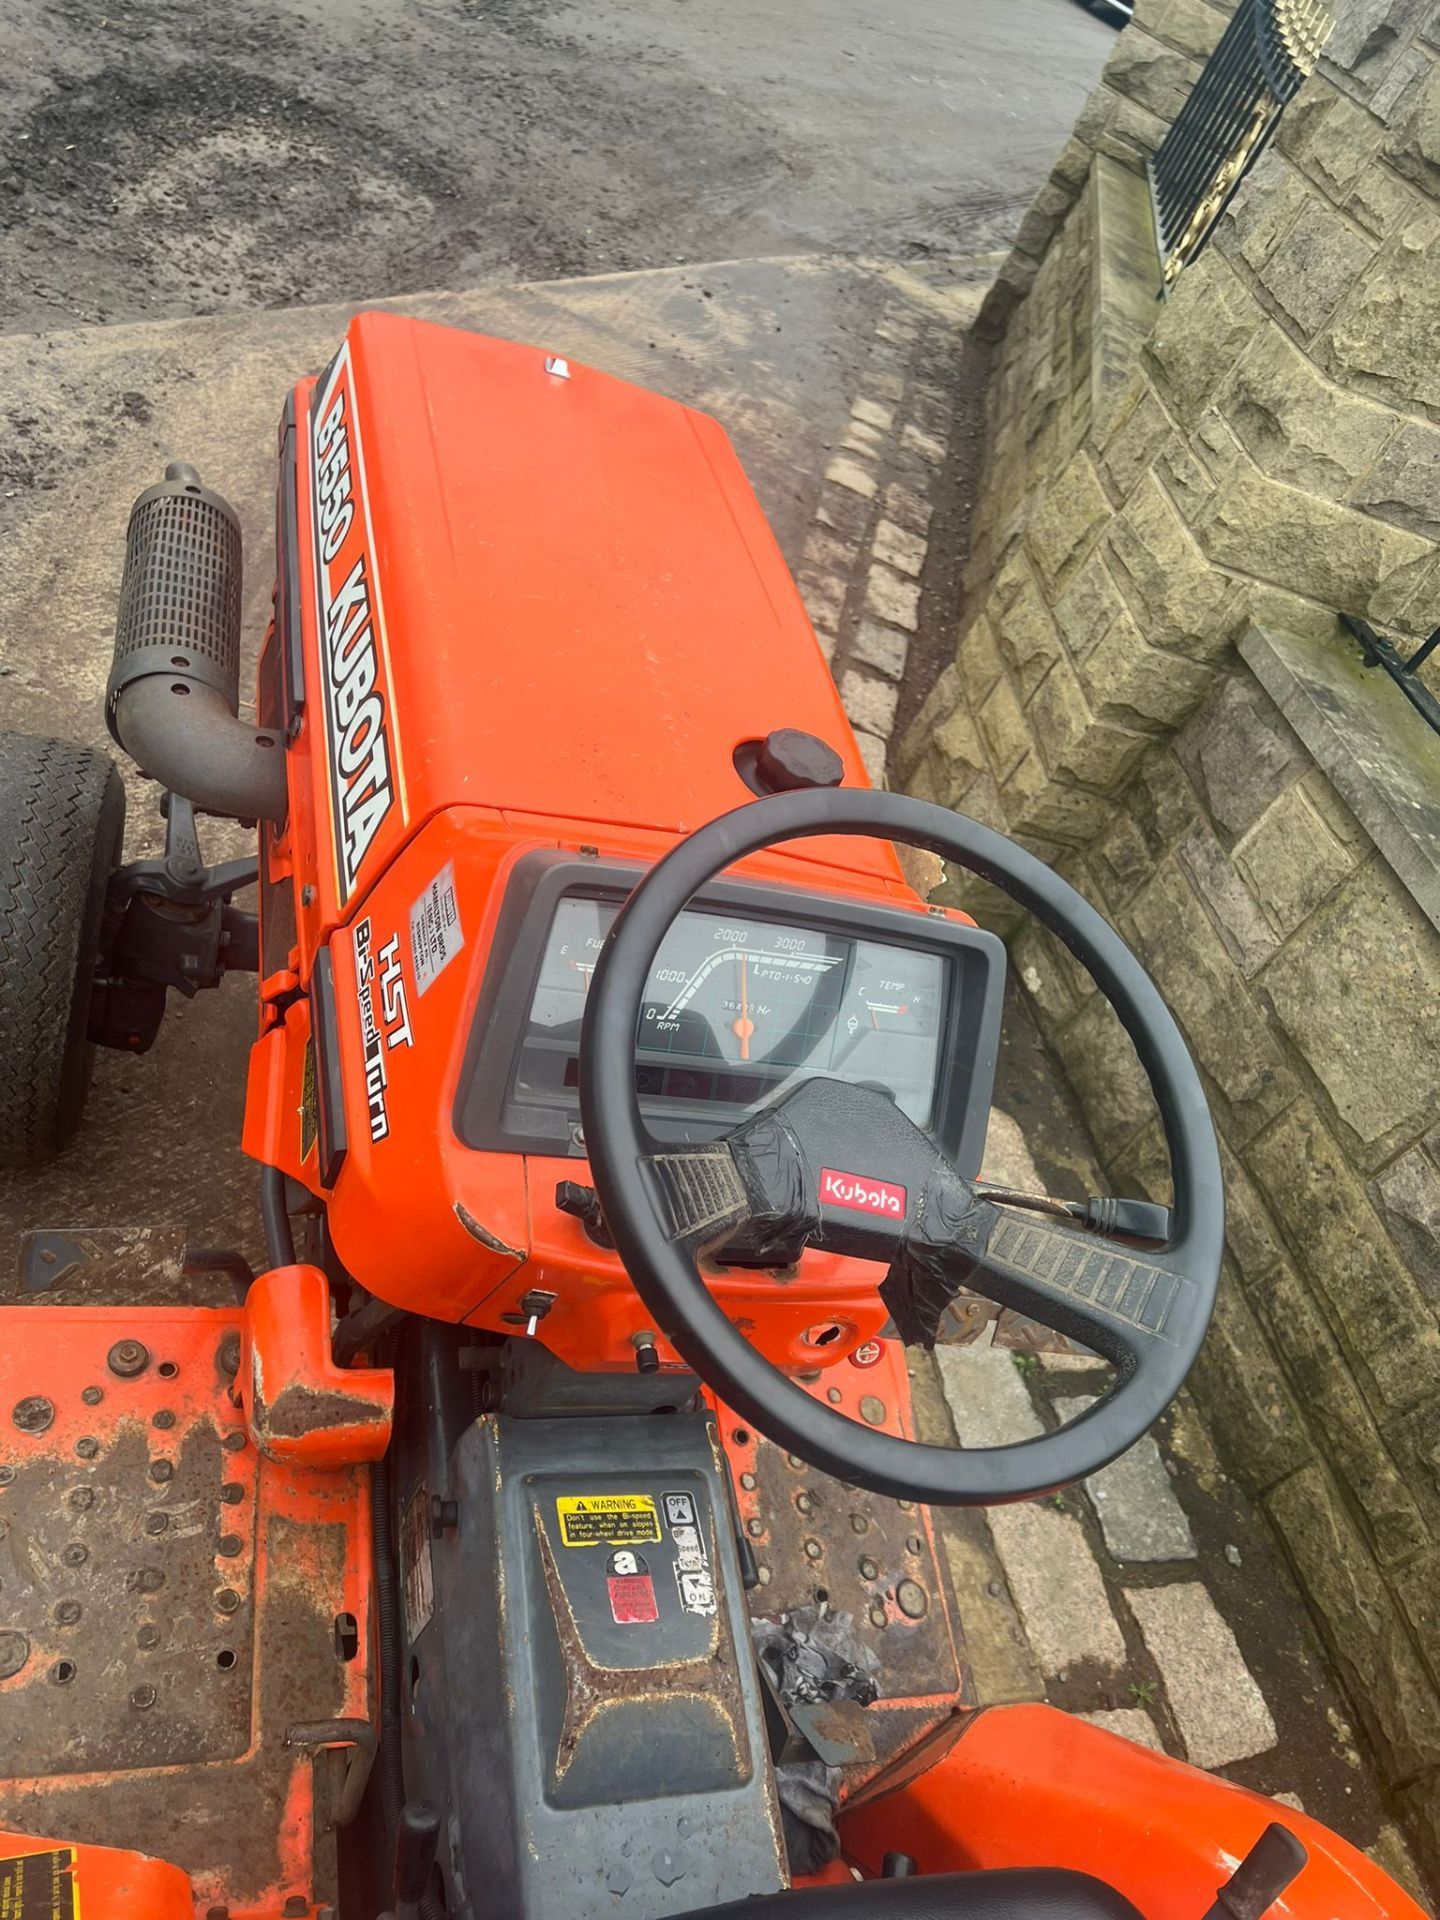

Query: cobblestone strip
<box><xmin>937</xmin><ymin>1339</ymin><xmax>1279</xmax><ymax>1765</ymax></box>
<box><xmin>795</xmin><ymin>292</ymin><xmax>956</xmax><ymax>787</ymax></box>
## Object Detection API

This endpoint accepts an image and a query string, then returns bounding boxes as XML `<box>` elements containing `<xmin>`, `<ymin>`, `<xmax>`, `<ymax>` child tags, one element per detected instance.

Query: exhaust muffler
<box><xmin>107</xmin><ymin>462</ymin><xmax>287</xmax><ymax>824</ymax></box>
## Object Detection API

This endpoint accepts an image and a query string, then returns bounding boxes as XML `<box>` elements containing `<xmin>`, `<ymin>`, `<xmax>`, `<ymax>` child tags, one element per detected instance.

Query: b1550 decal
<box><xmin>311</xmin><ymin>344</ymin><xmax>402</xmax><ymax>901</ymax></box>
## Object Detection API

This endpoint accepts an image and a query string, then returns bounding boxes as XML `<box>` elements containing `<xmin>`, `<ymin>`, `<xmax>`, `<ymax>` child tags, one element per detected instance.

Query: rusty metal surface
<box><xmin>716</xmin><ymin>1338</ymin><xmax>973</xmax><ymax>1794</ymax></box>
<box><xmin>0</xmin><ymin>1304</ymin><xmax>374</xmax><ymax>1917</ymax></box>
<box><xmin>931</xmin><ymin>1288</ymin><xmax>1081</xmax><ymax>1354</ymax></box>
<box><xmin>11</xmin><ymin>1225</ymin><xmax>243</xmax><ymax>1308</ymax></box>
<box><xmin>0</xmin><ymin>1412</ymin><xmax>256</xmax><ymax>1775</ymax></box>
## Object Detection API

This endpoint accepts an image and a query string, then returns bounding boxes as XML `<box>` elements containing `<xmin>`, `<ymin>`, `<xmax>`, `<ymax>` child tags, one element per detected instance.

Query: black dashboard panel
<box><xmin>454</xmin><ymin>853</ymin><xmax>1006</xmax><ymax>1179</ymax></box>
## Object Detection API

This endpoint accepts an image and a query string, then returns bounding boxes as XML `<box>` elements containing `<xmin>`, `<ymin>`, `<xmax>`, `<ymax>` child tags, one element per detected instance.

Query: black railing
<box><xmin>1346</xmin><ymin>617</ymin><xmax>1440</xmax><ymax>739</ymax></box>
<box><xmin>1148</xmin><ymin>0</ymin><xmax>1333</xmax><ymax>287</ymax></box>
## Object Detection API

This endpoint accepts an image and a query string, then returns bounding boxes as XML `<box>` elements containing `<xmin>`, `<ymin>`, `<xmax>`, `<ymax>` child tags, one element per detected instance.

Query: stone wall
<box><xmin>901</xmin><ymin>0</ymin><xmax>1440</xmax><ymax>885</ymax></box>
<box><xmin>894</xmin><ymin>0</ymin><xmax>1440</xmax><ymax>1874</ymax></box>
<box><xmin>1017</xmin><ymin>636</ymin><xmax>1440</xmax><ymax>1863</ymax></box>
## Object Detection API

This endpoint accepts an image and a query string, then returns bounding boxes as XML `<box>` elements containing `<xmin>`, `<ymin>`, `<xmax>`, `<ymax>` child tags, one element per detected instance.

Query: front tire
<box><xmin>0</xmin><ymin>732</ymin><xmax>125</xmax><ymax>1166</ymax></box>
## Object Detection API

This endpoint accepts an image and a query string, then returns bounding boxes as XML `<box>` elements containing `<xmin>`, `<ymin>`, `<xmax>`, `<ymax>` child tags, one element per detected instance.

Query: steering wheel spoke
<box><xmin>930</xmin><ymin>1200</ymin><xmax>1197</xmax><ymax>1370</ymax></box>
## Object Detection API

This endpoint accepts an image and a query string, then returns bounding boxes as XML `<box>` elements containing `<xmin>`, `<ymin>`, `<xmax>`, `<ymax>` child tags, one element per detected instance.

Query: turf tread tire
<box><xmin>0</xmin><ymin>732</ymin><xmax>125</xmax><ymax>1166</ymax></box>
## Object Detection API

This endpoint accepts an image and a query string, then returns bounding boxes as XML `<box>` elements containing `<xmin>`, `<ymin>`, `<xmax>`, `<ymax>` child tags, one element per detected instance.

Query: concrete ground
<box><xmin>0</xmin><ymin>0</ymin><xmax>1116</xmax><ymax>335</ymax></box>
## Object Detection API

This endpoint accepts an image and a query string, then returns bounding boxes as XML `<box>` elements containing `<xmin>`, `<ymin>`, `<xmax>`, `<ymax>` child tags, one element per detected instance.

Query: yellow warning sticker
<box><xmin>556</xmin><ymin>1493</ymin><xmax>661</xmax><ymax>1548</ymax></box>
<box><xmin>0</xmin><ymin>1846</ymin><xmax>79</xmax><ymax>1920</ymax></box>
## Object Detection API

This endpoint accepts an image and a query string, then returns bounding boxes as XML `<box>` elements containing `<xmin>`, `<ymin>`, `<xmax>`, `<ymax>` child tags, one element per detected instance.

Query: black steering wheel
<box><xmin>580</xmin><ymin>789</ymin><xmax>1222</xmax><ymax>1506</ymax></box>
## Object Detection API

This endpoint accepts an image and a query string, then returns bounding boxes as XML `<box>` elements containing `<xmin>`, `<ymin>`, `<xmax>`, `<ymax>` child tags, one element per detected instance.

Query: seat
<box><xmin>696</xmin><ymin>1867</ymin><xmax>1145</xmax><ymax>1920</ymax></box>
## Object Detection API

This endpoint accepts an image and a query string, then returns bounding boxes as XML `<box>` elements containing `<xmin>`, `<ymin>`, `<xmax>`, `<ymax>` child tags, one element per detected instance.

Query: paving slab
<box><xmin>1080</xmin><ymin>1708</ymin><xmax>1163</xmax><ymax>1751</ymax></box>
<box><xmin>987</xmin><ymin>1501</ymin><xmax>1129</xmax><ymax>1679</ymax></box>
<box><xmin>936</xmin><ymin>1342</ymin><xmax>1044</xmax><ymax>1448</ymax></box>
<box><xmin>1055</xmin><ymin>1394</ymin><xmax>1198</xmax><ymax>1563</ymax></box>
<box><xmin>1127</xmin><ymin>1583</ymin><xmax>1278</xmax><ymax>1769</ymax></box>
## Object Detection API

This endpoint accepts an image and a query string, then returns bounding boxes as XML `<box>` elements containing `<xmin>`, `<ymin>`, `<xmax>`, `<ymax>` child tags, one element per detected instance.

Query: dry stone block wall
<box><xmin>895</xmin><ymin>0</ymin><xmax>1440</xmax><ymax>1873</ymax></box>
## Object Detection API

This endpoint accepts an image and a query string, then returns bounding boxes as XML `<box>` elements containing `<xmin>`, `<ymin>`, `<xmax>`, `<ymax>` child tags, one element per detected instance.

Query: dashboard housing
<box><xmin>456</xmin><ymin>853</ymin><xmax>1004</xmax><ymax>1181</ymax></box>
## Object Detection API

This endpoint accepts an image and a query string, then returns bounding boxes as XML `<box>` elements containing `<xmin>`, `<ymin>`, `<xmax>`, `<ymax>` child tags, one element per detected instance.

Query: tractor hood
<box><xmin>294</xmin><ymin>311</ymin><xmax>879</xmax><ymax>914</ymax></box>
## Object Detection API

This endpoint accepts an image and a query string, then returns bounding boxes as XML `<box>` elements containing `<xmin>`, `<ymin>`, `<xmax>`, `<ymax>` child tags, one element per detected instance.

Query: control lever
<box><xmin>976</xmin><ymin>1184</ymin><xmax>1171</xmax><ymax>1249</ymax></box>
<box><xmin>1202</xmin><ymin>1823</ymin><xmax>1307</xmax><ymax>1920</ymax></box>
<box><xmin>555</xmin><ymin>1180</ymin><xmax>616</xmax><ymax>1249</ymax></box>
<box><xmin>388</xmin><ymin>1800</ymin><xmax>441</xmax><ymax>1920</ymax></box>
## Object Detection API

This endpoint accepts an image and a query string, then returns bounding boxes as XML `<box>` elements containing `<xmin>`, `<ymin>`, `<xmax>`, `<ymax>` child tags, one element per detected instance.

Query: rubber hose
<box><xmin>260</xmin><ymin>1164</ymin><xmax>297</xmax><ymax>1270</ymax></box>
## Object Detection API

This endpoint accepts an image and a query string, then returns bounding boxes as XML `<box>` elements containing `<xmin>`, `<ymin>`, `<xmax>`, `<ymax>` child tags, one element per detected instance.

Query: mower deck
<box><xmin>0</xmin><ymin>1299</ymin><xmax>374</xmax><ymax>1919</ymax></box>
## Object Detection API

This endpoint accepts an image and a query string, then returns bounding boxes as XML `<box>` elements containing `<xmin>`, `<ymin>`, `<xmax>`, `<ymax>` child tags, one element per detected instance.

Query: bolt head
<box><xmin>107</xmin><ymin>1340</ymin><xmax>151</xmax><ymax>1379</ymax></box>
<box><xmin>12</xmin><ymin>1396</ymin><xmax>55</xmax><ymax>1434</ymax></box>
<box><xmin>130</xmin><ymin>1683</ymin><xmax>157</xmax><ymax>1710</ymax></box>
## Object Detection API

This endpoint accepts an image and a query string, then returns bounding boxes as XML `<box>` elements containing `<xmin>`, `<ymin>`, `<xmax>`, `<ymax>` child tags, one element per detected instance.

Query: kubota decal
<box><xmin>353</xmin><ymin>917</ymin><xmax>413</xmax><ymax>1143</ymax></box>
<box><xmin>310</xmin><ymin>344</ymin><xmax>402</xmax><ymax>900</ymax></box>
<box><xmin>819</xmin><ymin>1168</ymin><xmax>907</xmax><ymax>1219</ymax></box>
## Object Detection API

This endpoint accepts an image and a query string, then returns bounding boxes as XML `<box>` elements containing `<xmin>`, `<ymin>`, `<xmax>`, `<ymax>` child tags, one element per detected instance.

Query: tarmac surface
<box><xmin>0</xmin><ymin>0</ymin><xmax>1114</xmax><ymax>333</ymax></box>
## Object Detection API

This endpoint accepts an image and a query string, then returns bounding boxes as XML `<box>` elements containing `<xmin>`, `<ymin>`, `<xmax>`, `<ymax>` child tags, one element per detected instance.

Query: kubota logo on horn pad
<box><xmin>819</xmin><ymin>1168</ymin><xmax>907</xmax><ymax>1219</ymax></box>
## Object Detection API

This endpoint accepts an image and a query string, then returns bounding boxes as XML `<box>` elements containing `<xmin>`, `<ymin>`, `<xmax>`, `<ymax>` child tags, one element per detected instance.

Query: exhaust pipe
<box><xmin>107</xmin><ymin>462</ymin><xmax>288</xmax><ymax>824</ymax></box>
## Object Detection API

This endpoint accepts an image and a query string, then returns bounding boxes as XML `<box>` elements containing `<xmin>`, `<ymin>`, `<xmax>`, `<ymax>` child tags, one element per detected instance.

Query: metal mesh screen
<box><xmin>113</xmin><ymin>486</ymin><xmax>242</xmax><ymax>707</ymax></box>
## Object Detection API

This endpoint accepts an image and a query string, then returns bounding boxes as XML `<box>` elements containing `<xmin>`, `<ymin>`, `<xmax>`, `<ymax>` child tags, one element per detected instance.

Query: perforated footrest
<box><xmin>0</xmin><ymin>1305</ymin><xmax>375</xmax><ymax>1916</ymax></box>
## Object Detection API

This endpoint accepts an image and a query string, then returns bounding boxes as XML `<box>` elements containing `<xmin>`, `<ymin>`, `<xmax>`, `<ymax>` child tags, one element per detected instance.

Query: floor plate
<box><xmin>0</xmin><ymin>1305</ymin><xmax>374</xmax><ymax>1919</ymax></box>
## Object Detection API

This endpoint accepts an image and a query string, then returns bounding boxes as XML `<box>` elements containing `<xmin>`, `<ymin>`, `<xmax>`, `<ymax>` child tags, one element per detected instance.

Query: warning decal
<box><xmin>664</xmin><ymin>1489</ymin><xmax>717</xmax><ymax>1617</ymax></box>
<box><xmin>606</xmin><ymin>1549</ymin><xmax>659</xmax><ymax>1623</ymax></box>
<box><xmin>556</xmin><ymin>1494</ymin><xmax>661</xmax><ymax>1548</ymax></box>
<box><xmin>409</xmin><ymin>863</ymin><xmax>465</xmax><ymax>996</ymax></box>
<box><xmin>0</xmin><ymin>1847</ymin><xmax>78</xmax><ymax>1920</ymax></box>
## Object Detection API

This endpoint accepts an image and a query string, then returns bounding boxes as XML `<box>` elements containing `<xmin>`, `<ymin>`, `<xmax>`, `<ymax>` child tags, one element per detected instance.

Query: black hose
<box><xmin>260</xmin><ymin>1164</ymin><xmax>296</xmax><ymax>1270</ymax></box>
<box><xmin>182</xmin><ymin>1246</ymin><xmax>255</xmax><ymax>1303</ymax></box>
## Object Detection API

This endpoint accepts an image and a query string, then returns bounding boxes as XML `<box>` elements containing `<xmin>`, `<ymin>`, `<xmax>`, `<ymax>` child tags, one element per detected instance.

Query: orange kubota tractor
<box><xmin>0</xmin><ymin>313</ymin><xmax>1423</xmax><ymax>1920</ymax></box>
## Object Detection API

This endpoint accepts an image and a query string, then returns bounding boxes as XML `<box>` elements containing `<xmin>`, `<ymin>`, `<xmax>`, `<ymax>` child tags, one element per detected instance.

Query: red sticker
<box><xmin>608</xmin><ymin>1573</ymin><xmax>659</xmax><ymax>1623</ymax></box>
<box><xmin>849</xmin><ymin>1339</ymin><xmax>886</xmax><ymax>1369</ymax></box>
<box><xmin>820</xmin><ymin>1168</ymin><xmax>907</xmax><ymax>1220</ymax></box>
